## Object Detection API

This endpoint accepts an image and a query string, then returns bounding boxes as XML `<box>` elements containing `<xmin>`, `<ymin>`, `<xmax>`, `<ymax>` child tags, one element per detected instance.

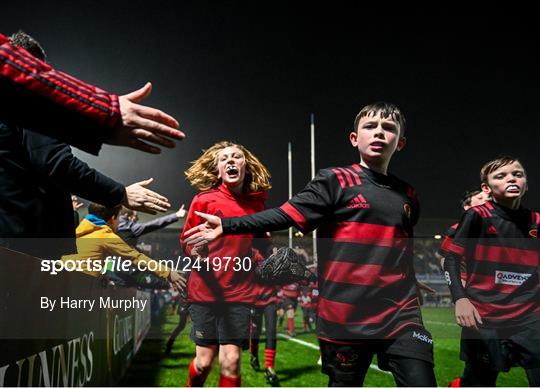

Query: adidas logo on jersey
<box><xmin>346</xmin><ymin>193</ymin><xmax>370</xmax><ymax>209</ymax></box>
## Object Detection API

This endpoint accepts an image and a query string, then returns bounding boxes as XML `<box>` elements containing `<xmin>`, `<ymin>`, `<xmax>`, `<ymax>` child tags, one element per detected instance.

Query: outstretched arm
<box><xmin>130</xmin><ymin>210</ymin><xmax>182</xmax><ymax>237</ymax></box>
<box><xmin>183</xmin><ymin>208</ymin><xmax>294</xmax><ymax>248</ymax></box>
<box><xmin>1</xmin><ymin>34</ymin><xmax>184</xmax><ymax>154</ymax></box>
<box><xmin>122</xmin><ymin>178</ymin><xmax>170</xmax><ymax>214</ymax></box>
<box><xmin>183</xmin><ymin>169</ymin><xmax>336</xmax><ymax>248</ymax></box>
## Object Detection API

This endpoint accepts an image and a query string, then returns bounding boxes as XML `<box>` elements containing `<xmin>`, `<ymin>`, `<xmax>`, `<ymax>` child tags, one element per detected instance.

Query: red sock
<box><xmin>186</xmin><ymin>359</ymin><xmax>210</xmax><ymax>387</ymax></box>
<box><xmin>219</xmin><ymin>374</ymin><xmax>241</xmax><ymax>387</ymax></box>
<box><xmin>448</xmin><ymin>377</ymin><xmax>461</xmax><ymax>387</ymax></box>
<box><xmin>264</xmin><ymin>349</ymin><xmax>276</xmax><ymax>368</ymax></box>
<box><xmin>287</xmin><ymin>317</ymin><xmax>294</xmax><ymax>333</ymax></box>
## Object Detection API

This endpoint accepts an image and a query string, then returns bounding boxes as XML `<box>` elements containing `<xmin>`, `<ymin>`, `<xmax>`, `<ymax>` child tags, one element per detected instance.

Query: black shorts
<box><xmin>283</xmin><ymin>298</ymin><xmax>297</xmax><ymax>310</ymax></box>
<box><xmin>320</xmin><ymin>328</ymin><xmax>435</xmax><ymax>386</ymax></box>
<box><xmin>320</xmin><ymin>329</ymin><xmax>433</xmax><ymax>374</ymax></box>
<box><xmin>461</xmin><ymin>320</ymin><xmax>540</xmax><ymax>371</ymax></box>
<box><xmin>188</xmin><ymin>302</ymin><xmax>251</xmax><ymax>349</ymax></box>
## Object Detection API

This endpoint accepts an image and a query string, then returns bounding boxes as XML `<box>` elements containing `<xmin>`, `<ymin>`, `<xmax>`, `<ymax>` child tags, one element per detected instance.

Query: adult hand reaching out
<box><xmin>123</xmin><ymin>178</ymin><xmax>170</xmax><ymax>214</ymax></box>
<box><xmin>107</xmin><ymin>82</ymin><xmax>185</xmax><ymax>154</ymax></box>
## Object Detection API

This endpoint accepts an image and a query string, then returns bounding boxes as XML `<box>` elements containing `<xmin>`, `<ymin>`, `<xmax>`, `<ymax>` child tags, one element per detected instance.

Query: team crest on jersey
<box><xmin>486</xmin><ymin>225</ymin><xmax>498</xmax><ymax>235</ymax></box>
<box><xmin>335</xmin><ymin>352</ymin><xmax>358</xmax><ymax>368</ymax></box>
<box><xmin>529</xmin><ymin>229</ymin><xmax>538</xmax><ymax>238</ymax></box>
<box><xmin>403</xmin><ymin>203</ymin><xmax>411</xmax><ymax>219</ymax></box>
<box><xmin>346</xmin><ymin>193</ymin><xmax>370</xmax><ymax>209</ymax></box>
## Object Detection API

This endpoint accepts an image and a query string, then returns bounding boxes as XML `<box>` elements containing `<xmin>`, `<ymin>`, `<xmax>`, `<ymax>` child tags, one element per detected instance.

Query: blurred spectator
<box><xmin>62</xmin><ymin>202</ymin><xmax>185</xmax><ymax>291</ymax></box>
<box><xmin>118</xmin><ymin>205</ymin><xmax>186</xmax><ymax>247</ymax></box>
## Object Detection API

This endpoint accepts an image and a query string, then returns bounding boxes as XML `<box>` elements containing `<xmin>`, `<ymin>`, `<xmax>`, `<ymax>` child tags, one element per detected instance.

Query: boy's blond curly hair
<box><xmin>185</xmin><ymin>141</ymin><xmax>271</xmax><ymax>192</ymax></box>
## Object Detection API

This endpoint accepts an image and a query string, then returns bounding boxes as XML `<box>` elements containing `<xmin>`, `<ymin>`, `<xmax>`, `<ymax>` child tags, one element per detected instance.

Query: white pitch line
<box><xmin>425</xmin><ymin>320</ymin><xmax>457</xmax><ymax>327</ymax></box>
<box><xmin>277</xmin><ymin>333</ymin><xmax>390</xmax><ymax>375</ymax></box>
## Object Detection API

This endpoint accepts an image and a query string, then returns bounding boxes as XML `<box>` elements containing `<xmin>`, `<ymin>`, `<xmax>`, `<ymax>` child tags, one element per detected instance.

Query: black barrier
<box><xmin>0</xmin><ymin>247</ymin><xmax>151</xmax><ymax>386</ymax></box>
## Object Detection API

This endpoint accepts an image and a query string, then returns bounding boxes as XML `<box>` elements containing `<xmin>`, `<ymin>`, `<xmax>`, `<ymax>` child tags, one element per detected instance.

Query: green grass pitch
<box><xmin>121</xmin><ymin>307</ymin><xmax>528</xmax><ymax>387</ymax></box>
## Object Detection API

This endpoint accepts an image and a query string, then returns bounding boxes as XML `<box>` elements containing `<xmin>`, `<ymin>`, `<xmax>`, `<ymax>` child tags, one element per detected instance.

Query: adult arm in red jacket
<box><xmin>0</xmin><ymin>32</ymin><xmax>184</xmax><ymax>155</ymax></box>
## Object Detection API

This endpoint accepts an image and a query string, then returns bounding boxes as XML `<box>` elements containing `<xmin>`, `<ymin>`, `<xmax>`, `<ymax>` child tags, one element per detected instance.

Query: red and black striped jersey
<box><xmin>281</xmin><ymin>283</ymin><xmax>300</xmax><ymax>299</ymax></box>
<box><xmin>439</xmin><ymin>223</ymin><xmax>467</xmax><ymax>281</ymax></box>
<box><xmin>1</xmin><ymin>33</ymin><xmax>120</xmax><ymax>154</ymax></box>
<box><xmin>0</xmin><ymin>33</ymin><xmax>119</xmax><ymax>127</ymax></box>
<box><xmin>441</xmin><ymin>201</ymin><xmax>540</xmax><ymax>328</ymax></box>
<box><xmin>439</xmin><ymin>223</ymin><xmax>458</xmax><ymax>254</ymax></box>
<box><xmin>223</xmin><ymin>164</ymin><xmax>423</xmax><ymax>342</ymax></box>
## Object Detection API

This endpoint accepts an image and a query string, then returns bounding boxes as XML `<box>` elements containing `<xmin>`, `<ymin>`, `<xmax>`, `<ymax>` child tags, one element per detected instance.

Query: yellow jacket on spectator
<box><xmin>62</xmin><ymin>217</ymin><xmax>170</xmax><ymax>279</ymax></box>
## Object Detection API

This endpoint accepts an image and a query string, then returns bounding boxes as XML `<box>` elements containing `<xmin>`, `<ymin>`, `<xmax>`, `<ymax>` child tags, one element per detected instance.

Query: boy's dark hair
<box><xmin>9</xmin><ymin>30</ymin><xmax>46</xmax><ymax>61</ymax></box>
<box><xmin>480</xmin><ymin>156</ymin><xmax>525</xmax><ymax>184</ymax></box>
<box><xmin>88</xmin><ymin>203</ymin><xmax>122</xmax><ymax>222</ymax></box>
<box><xmin>353</xmin><ymin>102</ymin><xmax>406</xmax><ymax>137</ymax></box>
<box><xmin>460</xmin><ymin>189</ymin><xmax>482</xmax><ymax>208</ymax></box>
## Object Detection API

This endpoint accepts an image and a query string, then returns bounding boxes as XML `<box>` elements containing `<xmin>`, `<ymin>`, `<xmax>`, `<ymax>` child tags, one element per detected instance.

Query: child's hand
<box><xmin>182</xmin><ymin>212</ymin><xmax>223</xmax><ymax>247</ymax></box>
<box><xmin>455</xmin><ymin>298</ymin><xmax>483</xmax><ymax>330</ymax></box>
<box><xmin>191</xmin><ymin>244</ymin><xmax>209</xmax><ymax>259</ymax></box>
<box><xmin>167</xmin><ymin>271</ymin><xmax>186</xmax><ymax>292</ymax></box>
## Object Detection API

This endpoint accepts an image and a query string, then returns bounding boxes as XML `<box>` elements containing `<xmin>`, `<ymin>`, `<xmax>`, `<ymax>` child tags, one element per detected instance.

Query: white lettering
<box><xmin>412</xmin><ymin>331</ymin><xmax>433</xmax><ymax>345</ymax></box>
<box><xmin>41</xmin><ymin>297</ymin><xmax>56</xmax><ymax>312</ymax></box>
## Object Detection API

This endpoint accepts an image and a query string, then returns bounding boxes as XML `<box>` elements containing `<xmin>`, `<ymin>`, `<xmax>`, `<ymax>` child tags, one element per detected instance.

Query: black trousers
<box><xmin>461</xmin><ymin>363</ymin><xmax>540</xmax><ymax>387</ymax></box>
<box><xmin>320</xmin><ymin>336</ymin><xmax>436</xmax><ymax>387</ymax></box>
<box><xmin>167</xmin><ymin>305</ymin><xmax>189</xmax><ymax>344</ymax></box>
<box><xmin>251</xmin><ymin>303</ymin><xmax>277</xmax><ymax>351</ymax></box>
<box><xmin>327</xmin><ymin>354</ymin><xmax>436</xmax><ymax>387</ymax></box>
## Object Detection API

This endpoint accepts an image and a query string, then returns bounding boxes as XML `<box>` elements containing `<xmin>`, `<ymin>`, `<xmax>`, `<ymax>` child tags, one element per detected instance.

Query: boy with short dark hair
<box><xmin>441</xmin><ymin>156</ymin><xmax>540</xmax><ymax>386</ymax></box>
<box><xmin>184</xmin><ymin>102</ymin><xmax>437</xmax><ymax>386</ymax></box>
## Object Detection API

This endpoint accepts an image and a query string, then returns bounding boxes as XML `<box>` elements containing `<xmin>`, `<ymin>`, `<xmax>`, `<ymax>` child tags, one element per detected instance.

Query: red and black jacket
<box><xmin>442</xmin><ymin>201</ymin><xmax>540</xmax><ymax>328</ymax></box>
<box><xmin>1</xmin><ymin>33</ymin><xmax>120</xmax><ymax>155</ymax></box>
<box><xmin>180</xmin><ymin>184</ymin><xmax>267</xmax><ymax>304</ymax></box>
<box><xmin>222</xmin><ymin>164</ymin><xmax>423</xmax><ymax>342</ymax></box>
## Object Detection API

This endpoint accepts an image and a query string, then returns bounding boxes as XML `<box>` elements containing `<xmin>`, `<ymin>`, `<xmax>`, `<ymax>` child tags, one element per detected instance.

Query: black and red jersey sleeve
<box><xmin>438</xmin><ymin>224</ymin><xmax>458</xmax><ymax>256</ymax></box>
<box><xmin>222</xmin><ymin>169</ymin><xmax>335</xmax><ymax>235</ymax></box>
<box><xmin>279</xmin><ymin>169</ymin><xmax>335</xmax><ymax>233</ymax></box>
<box><xmin>442</xmin><ymin>209</ymin><xmax>481</xmax><ymax>301</ymax></box>
<box><xmin>0</xmin><ymin>33</ymin><xmax>120</xmax><ymax>154</ymax></box>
